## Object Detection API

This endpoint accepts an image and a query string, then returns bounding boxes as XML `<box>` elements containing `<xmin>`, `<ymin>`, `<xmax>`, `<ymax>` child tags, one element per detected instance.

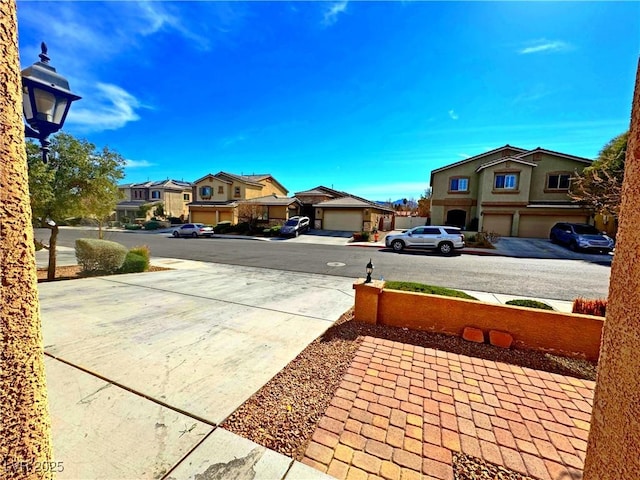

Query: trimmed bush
<box><xmin>118</xmin><ymin>252</ymin><xmax>148</xmax><ymax>273</ymax></box>
<box><xmin>143</xmin><ymin>220</ymin><xmax>170</xmax><ymax>230</ymax></box>
<box><xmin>128</xmin><ymin>245</ymin><xmax>150</xmax><ymax>270</ymax></box>
<box><xmin>572</xmin><ymin>297</ymin><xmax>607</xmax><ymax>317</ymax></box>
<box><xmin>75</xmin><ymin>238</ymin><xmax>127</xmax><ymax>273</ymax></box>
<box><xmin>124</xmin><ymin>223</ymin><xmax>142</xmax><ymax>230</ymax></box>
<box><xmin>505</xmin><ymin>299</ymin><xmax>554</xmax><ymax>310</ymax></box>
<box><xmin>213</xmin><ymin>221</ymin><xmax>232</xmax><ymax>234</ymax></box>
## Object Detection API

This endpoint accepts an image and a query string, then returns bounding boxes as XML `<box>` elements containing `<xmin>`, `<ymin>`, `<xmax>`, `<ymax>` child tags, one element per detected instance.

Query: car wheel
<box><xmin>549</xmin><ymin>233</ymin><xmax>557</xmax><ymax>244</ymax></box>
<box><xmin>172</xmin><ymin>231</ymin><xmax>179</xmax><ymax>238</ymax></box>
<box><xmin>192</xmin><ymin>232</ymin><xmax>198</xmax><ymax>238</ymax></box>
<box><xmin>569</xmin><ymin>241</ymin><xmax>578</xmax><ymax>252</ymax></box>
<box><xmin>391</xmin><ymin>240</ymin><xmax>405</xmax><ymax>252</ymax></box>
<box><xmin>438</xmin><ymin>242</ymin><xmax>453</xmax><ymax>255</ymax></box>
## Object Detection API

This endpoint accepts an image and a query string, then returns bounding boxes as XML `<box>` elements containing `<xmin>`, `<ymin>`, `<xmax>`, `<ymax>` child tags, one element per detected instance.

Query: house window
<box><xmin>449</xmin><ymin>177</ymin><xmax>469</xmax><ymax>192</ymax></box>
<box><xmin>257</xmin><ymin>206</ymin><xmax>268</xmax><ymax>221</ymax></box>
<box><xmin>151</xmin><ymin>190</ymin><xmax>160</xmax><ymax>199</ymax></box>
<box><xmin>494</xmin><ymin>173</ymin><xmax>517</xmax><ymax>190</ymax></box>
<box><xmin>234</xmin><ymin>186</ymin><xmax>241</xmax><ymax>197</ymax></box>
<box><xmin>200</xmin><ymin>186</ymin><xmax>212</xmax><ymax>197</ymax></box>
<box><xmin>218</xmin><ymin>186</ymin><xmax>224</xmax><ymax>194</ymax></box>
<box><xmin>183</xmin><ymin>193</ymin><xmax>190</xmax><ymax>201</ymax></box>
<box><xmin>547</xmin><ymin>173</ymin><xmax>571</xmax><ymax>190</ymax></box>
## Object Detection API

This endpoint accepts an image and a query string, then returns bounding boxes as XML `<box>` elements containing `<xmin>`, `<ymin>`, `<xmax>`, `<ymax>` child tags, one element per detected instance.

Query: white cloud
<box><xmin>323</xmin><ymin>1</ymin><xmax>349</xmax><ymax>26</ymax></box>
<box><xmin>448</xmin><ymin>110</ymin><xmax>459</xmax><ymax>120</ymax></box>
<box><xmin>519</xmin><ymin>40</ymin><xmax>570</xmax><ymax>55</ymax></box>
<box><xmin>65</xmin><ymin>83</ymin><xmax>143</xmax><ymax>132</ymax></box>
<box><xmin>125</xmin><ymin>159</ymin><xmax>155</xmax><ymax>169</ymax></box>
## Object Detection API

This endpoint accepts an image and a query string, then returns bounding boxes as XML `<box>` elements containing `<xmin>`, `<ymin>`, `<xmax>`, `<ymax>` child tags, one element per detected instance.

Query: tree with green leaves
<box><xmin>570</xmin><ymin>132</ymin><xmax>628</xmax><ymax>218</ymax></box>
<box><xmin>27</xmin><ymin>132</ymin><xmax>125</xmax><ymax>279</ymax></box>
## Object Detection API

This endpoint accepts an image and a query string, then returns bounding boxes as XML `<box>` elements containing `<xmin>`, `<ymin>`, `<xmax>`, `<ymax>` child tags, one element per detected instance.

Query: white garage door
<box><xmin>482</xmin><ymin>214</ymin><xmax>513</xmax><ymax>237</ymax></box>
<box><xmin>518</xmin><ymin>215</ymin><xmax>590</xmax><ymax>238</ymax></box>
<box><xmin>323</xmin><ymin>210</ymin><xmax>364</xmax><ymax>231</ymax></box>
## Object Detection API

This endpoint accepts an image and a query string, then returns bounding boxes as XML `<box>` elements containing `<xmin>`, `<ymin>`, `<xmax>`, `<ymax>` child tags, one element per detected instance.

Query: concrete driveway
<box><xmin>39</xmin><ymin>261</ymin><xmax>354</xmax><ymax>479</ymax></box>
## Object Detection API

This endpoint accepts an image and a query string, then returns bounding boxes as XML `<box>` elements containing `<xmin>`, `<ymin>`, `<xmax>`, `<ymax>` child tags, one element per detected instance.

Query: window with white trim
<box><xmin>494</xmin><ymin>173</ymin><xmax>517</xmax><ymax>190</ymax></box>
<box><xmin>449</xmin><ymin>177</ymin><xmax>469</xmax><ymax>192</ymax></box>
<box><xmin>200</xmin><ymin>186</ymin><xmax>212</xmax><ymax>197</ymax></box>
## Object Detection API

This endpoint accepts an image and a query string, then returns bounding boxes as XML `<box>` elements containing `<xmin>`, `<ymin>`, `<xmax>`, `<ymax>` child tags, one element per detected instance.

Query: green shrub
<box><xmin>572</xmin><ymin>297</ymin><xmax>607</xmax><ymax>317</ymax></box>
<box><xmin>235</xmin><ymin>222</ymin><xmax>250</xmax><ymax>234</ymax></box>
<box><xmin>118</xmin><ymin>252</ymin><xmax>148</xmax><ymax>273</ymax></box>
<box><xmin>384</xmin><ymin>281</ymin><xmax>478</xmax><ymax>300</ymax></box>
<box><xmin>143</xmin><ymin>220</ymin><xmax>170</xmax><ymax>230</ymax></box>
<box><xmin>129</xmin><ymin>245</ymin><xmax>150</xmax><ymax>270</ymax></box>
<box><xmin>124</xmin><ymin>223</ymin><xmax>142</xmax><ymax>230</ymax></box>
<box><xmin>214</xmin><ymin>221</ymin><xmax>232</xmax><ymax>234</ymax></box>
<box><xmin>505</xmin><ymin>299</ymin><xmax>554</xmax><ymax>310</ymax></box>
<box><xmin>360</xmin><ymin>231</ymin><xmax>370</xmax><ymax>241</ymax></box>
<box><xmin>75</xmin><ymin>238</ymin><xmax>128</xmax><ymax>273</ymax></box>
<box><xmin>121</xmin><ymin>217</ymin><xmax>131</xmax><ymax>224</ymax></box>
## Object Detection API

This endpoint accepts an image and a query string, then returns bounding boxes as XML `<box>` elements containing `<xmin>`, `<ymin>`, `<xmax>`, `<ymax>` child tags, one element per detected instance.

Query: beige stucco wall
<box><xmin>194</xmin><ymin>177</ymin><xmax>232</xmax><ymax>202</ymax></box>
<box><xmin>525</xmin><ymin>153</ymin><xmax>590</xmax><ymax>202</ymax></box>
<box><xmin>163</xmin><ymin>190</ymin><xmax>190</xmax><ymax>218</ymax></box>
<box><xmin>583</xmin><ymin>61</ymin><xmax>640</xmax><ymax>479</ymax></box>
<box><xmin>258</xmin><ymin>178</ymin><xmax>288</xmax><ymax>196</ymax></box>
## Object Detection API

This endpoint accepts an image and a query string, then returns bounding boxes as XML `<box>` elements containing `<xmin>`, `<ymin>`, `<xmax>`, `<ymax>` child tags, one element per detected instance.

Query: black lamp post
<box><xmin>365</xmin><ymin>258</ymin><xmax>374</xmax><ymax>284</ymax></box>
<box><xmin>21</xmin><ymin>42</ymin><xmax>81</xmax><ymax>163</ymax></box>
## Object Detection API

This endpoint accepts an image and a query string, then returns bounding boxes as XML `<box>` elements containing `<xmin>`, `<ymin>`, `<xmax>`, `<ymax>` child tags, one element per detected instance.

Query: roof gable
<box><xmin>476</xmin><ymin>157</ymin><xmax>538</xmax><ymax>172</ymax></box>
<box><xmin>431</xmin><ymin>145</ymin><xmax>528</xmax><ymax>175</ymax></box>
<box><xmin>515</xmin><ymin>147</ymin><xmax>593</xmax><ymax>164</ymax></box>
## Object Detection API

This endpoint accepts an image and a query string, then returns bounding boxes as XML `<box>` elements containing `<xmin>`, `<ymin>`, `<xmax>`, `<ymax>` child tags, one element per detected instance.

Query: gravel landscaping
<box><xmin>222</xmin><ymin>308</ymin><xmax>596</xmax><ymax>480</ymax></box>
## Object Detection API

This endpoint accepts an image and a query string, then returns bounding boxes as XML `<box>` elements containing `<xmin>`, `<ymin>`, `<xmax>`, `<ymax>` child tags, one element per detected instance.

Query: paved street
<box><xmin>41</xmin><ymin>228</ymin><xmax>611</xmax><ymax>301</ymax></box>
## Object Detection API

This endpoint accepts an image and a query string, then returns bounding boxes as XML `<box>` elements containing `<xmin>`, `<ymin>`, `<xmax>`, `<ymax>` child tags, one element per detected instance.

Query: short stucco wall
<box><xmin>353</xmin><ymin>281</ymin><xmax>604</xmax><ymax>361</ymax></box>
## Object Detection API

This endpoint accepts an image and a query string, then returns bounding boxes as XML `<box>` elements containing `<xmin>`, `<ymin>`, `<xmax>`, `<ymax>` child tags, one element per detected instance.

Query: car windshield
<box><xmin>285</xmin><ymin>219</ymin><xmax>298</xmax><ymax>226</ymax></box>
<box><xmin>574</xmin><ymin>225</ymin><xmax>600</xmax><ymax>235</ymax></box>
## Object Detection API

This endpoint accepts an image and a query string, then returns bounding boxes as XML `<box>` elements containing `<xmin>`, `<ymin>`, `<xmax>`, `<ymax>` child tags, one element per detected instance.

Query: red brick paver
<box><xmin>303</xmin><ymin>337</ymin><xmax>594</xmax><ymax>480</ymax></box>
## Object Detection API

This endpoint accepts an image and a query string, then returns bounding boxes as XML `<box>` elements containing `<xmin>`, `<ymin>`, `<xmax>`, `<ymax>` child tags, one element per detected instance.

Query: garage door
<box><xmin>190</xmin><ymin>210</ymin><xmax>216</xmax><ymax>225</ymax></box>
<box><xmin>518</xmin><ymin>215</ymin><xmax>590</xmax><ymax>238</ymax></box>
<box><xmin>482</xmin><ymin>214</ymin><xmax>512</xmax><ymax>237</ymax></box>
<box><xmin>323</xmin><ymin>210</ymin><xmax>364</xmax><ymax>231</ymax></box>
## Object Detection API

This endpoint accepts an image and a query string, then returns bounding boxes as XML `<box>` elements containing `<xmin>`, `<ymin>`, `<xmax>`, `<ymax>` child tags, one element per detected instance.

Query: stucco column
<box><xmin>0</xmin><ymin>2</ymin><xmax>55</xmax><ymax>478</ymax></box>
<box><xmin>583</xmin><ymin>59</ymin><xmax>640</xmax><ymax>479</ymax></box>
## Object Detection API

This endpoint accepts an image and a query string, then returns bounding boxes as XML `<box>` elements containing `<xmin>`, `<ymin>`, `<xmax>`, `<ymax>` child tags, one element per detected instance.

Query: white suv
<box><xmin>385</xmin><ymin>226</ymin><xmax>465</xmax><ymax>255</ymax></box>
<box><xmin>280</xmin><ymin>216</ymin><xmax>310</xmax><ymax>237</ymax></box>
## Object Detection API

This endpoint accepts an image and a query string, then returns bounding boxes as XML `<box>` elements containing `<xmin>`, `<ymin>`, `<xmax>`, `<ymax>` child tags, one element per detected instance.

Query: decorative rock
<box><xmin>489</xmin><ymin>330</ymin><xmax>514</xmax><ymax>348</ymax></box>
<box><xmin>462</xmin><ymin>327</ymin><xmax>485</xmax><ymax>343</ymax></box>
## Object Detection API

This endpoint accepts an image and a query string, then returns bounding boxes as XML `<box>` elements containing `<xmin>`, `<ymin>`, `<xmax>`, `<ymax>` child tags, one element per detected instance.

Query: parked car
<box><xmin>280</xmin><ymin>216</ymin><xmax>310</xmax><ymax>237</ymax></box>
<box><xmin>549</xmin><ymin>222</ymin><xmax>614</xmax><ymax>253</ymax></box>
<box><xmin>385</xmin><ymin>226</ymin><xmax>465</xmax><ymax>255</ymax></box>
<box><xmin>172</xmin><ymin>223</ymin><xmax>214</xmax><ymax>238</ymax></box>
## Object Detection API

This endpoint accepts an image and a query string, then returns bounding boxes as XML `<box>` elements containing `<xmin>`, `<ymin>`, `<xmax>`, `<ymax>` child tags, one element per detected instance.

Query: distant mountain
<box><xmin>375</xmin><ymin>199</ymin><xmax>418</xmax><ymax>208</ymax></box>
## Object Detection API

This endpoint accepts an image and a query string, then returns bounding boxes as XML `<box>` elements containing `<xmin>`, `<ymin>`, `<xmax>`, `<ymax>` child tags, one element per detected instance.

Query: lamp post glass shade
<box><xmin>365</xmin><ymin>259</ymin><xmax>374</xmax><ymax>283</ymax></box>
<box><xmin>21</xmin><ymin>42</ymin><xmax>80</xmax><ymax>161</ymax></box>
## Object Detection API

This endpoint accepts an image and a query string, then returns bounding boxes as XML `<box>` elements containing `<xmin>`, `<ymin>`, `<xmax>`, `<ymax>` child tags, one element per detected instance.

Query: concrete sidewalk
<box><xmin>39</xmin><ymin>261</ymin><xmax>353</xmax><ymax>479</ymax></box>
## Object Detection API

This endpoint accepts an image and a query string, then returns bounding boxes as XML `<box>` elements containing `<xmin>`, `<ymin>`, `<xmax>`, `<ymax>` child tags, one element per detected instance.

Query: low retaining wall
<box><xmin>353</xmin><ymin>281</ymin><xmax>604</xmax><ymax>361</ymax></box>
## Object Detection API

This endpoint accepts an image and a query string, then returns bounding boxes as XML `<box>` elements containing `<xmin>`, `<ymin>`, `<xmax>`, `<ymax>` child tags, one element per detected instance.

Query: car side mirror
<box><xmin>407</xmin><ymin>232</ymin><xmax>412</xmax><ymax>236</ymax></box>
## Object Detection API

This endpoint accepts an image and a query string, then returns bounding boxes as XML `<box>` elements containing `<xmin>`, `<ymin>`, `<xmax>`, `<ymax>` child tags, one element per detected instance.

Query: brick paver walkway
<box><xmin>303</xmin><ymin>337</ymin><xmax>594</xmax><ymax>480</ymax></box>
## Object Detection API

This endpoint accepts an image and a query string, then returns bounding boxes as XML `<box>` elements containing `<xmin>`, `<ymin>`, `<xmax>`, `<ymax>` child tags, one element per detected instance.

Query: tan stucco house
<box><xmin>116</xmin><ymin>179</ymin><xmax>193</xmax><ymax>222</ymax></box>
<box><xmin>188</xmin><ymin>172</ymin><xmax>291</xmax><ymax>225</ymax></box>
<box><xmin>429</xmin><ymin>145</ymin><xmax>594</xmax><ymax>238</ymax></box>
<box><xmin>295</xmin><ymin>186</ymin><xmax>395</xmax><ymax>232</ymax></box>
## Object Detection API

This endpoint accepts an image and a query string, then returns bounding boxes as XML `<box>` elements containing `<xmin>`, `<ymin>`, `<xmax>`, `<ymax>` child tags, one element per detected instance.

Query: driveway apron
<box><xmin>39</xmin><ymin>262</ymin><xmax>354</xmax><ymax>479</ymax></box>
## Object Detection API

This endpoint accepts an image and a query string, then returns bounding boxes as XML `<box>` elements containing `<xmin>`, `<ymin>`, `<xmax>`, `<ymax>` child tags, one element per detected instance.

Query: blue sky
<box><xmin>16</xmin><ymin>1</ymin><xmax>639</xmax><ymax>201</ymax></box>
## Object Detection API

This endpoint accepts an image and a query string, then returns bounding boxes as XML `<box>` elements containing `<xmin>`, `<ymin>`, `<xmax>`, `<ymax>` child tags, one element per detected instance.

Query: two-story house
<box><xmin>188</xmin><ymin>172</ymin><xmax>294</xmax><ymax>225</ymax></box>
<box><xmin>116</xmin><ymin>179</ymin><xmax>193</xmax><ymax>223</ymax></box>
<box><xmin>429</xmin><ymin>145</ymin><xmax>593</xmax><ymax>238</ymax></box>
